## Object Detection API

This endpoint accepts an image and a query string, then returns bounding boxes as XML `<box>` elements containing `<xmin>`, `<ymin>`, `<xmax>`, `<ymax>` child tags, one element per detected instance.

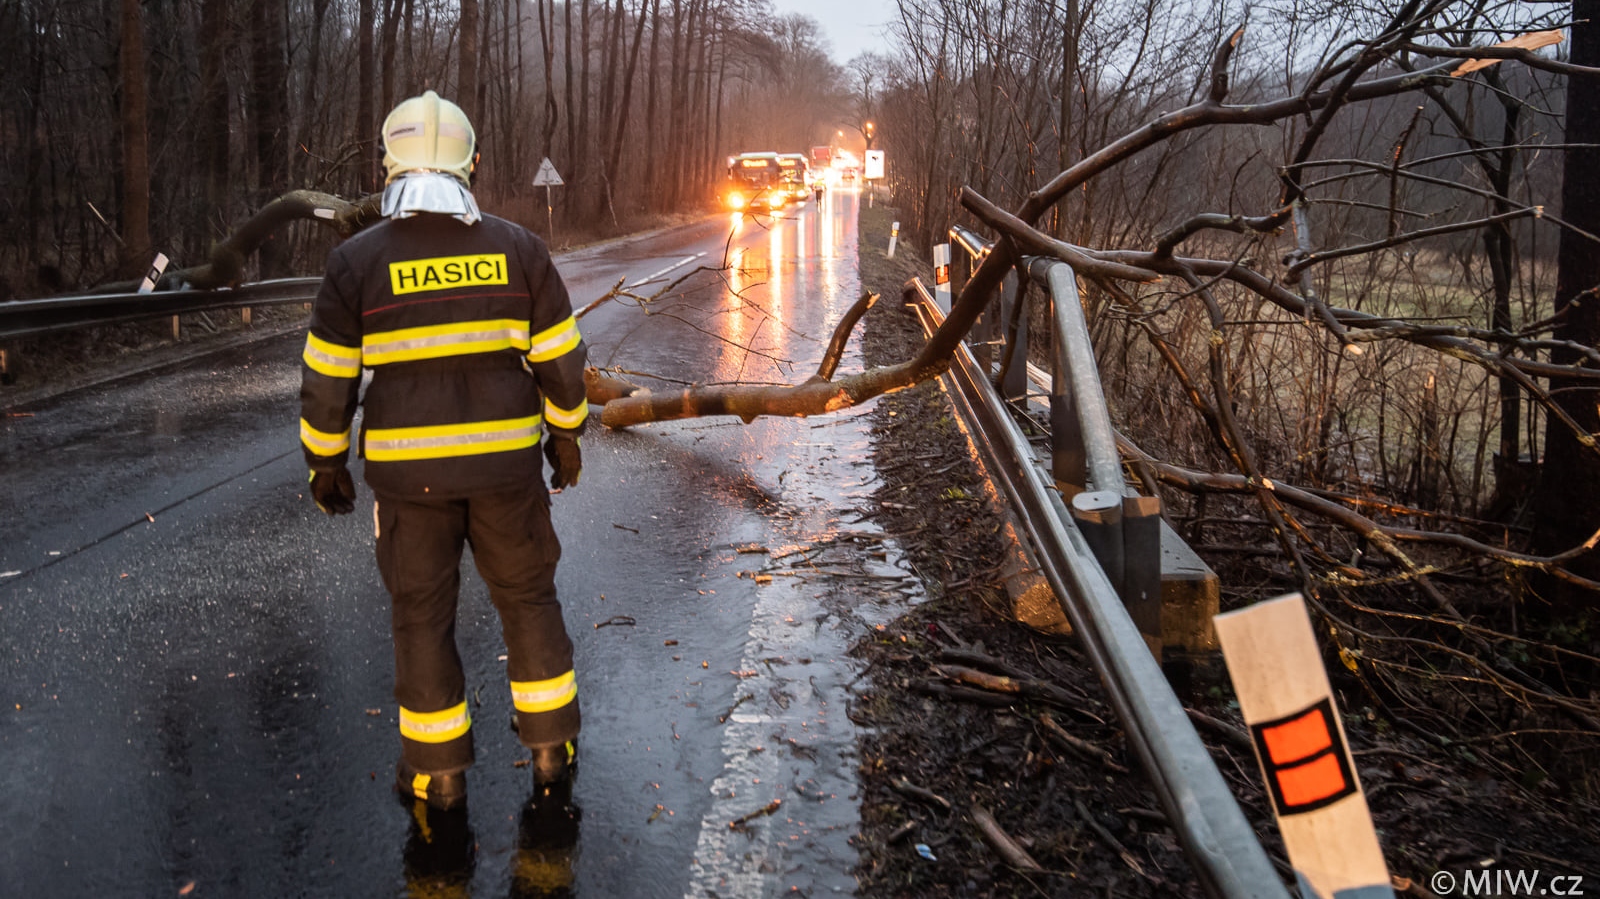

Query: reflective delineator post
<box><xmin>138</xmin><ymin>252</ymin><xmax>176</xmax><ymax>339</ymax></box>
<box><xmin>887</xmin><ymin>221</ymin><xmax>900</xmax><ymax>259</ymax></box>
<box><xmin>933</xmin><ymin>243</ymin><xmax>952</xmax><ymax>313</ymax></box>
<box><xmin>138</xmin><ymin>252</ymin><xmax>169</xmax><ymax>295</ymax></box>
<box><xmin>1213</xmin><ymin>593</ymin><xmax>1393</xmax><ymax>899</ymax></box>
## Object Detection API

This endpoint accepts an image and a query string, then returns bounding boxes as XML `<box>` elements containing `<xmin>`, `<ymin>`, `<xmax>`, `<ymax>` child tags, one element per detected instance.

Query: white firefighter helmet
<box><xmin>380</xmin><ymin>90</ymin><xmax>477</xmax><ymax>185</ymax></box>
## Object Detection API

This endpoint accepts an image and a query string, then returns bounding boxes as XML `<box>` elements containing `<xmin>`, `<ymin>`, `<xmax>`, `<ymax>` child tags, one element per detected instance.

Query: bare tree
<box><xmin>117</xmin><ymin>0</ymin><xmax>150</xmax><ymax>278</ymax></box>
<box><xmin>1533</xmin><ymin>0</ymin><xmax>1600</xmax><ymax>604</ymax></box>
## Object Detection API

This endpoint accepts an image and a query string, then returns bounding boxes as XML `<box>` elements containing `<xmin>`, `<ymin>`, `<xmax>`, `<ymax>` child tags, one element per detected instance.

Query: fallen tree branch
<box><xmin>99</xmin><ymin>190</ymin><xmax>382</xmax><ymax>292</ymax></box>
<box><xmin>1115</xmin><ymin>433</ymin><xmax>1600</xmax><ymax>589</ymax></box>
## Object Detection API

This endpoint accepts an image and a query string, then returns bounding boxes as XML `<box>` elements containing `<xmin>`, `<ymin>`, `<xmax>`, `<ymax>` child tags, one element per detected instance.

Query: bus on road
<box><xmin>720</xmin><ymin>152</ymin><xmax>786</xmax><ymax>212</ymax></box>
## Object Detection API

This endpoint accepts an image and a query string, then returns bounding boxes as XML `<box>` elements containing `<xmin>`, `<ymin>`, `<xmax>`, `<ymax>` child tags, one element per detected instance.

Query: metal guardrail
<box><xmin>906</xmin><ymin>227</ymin><xmax>1293</xmax><ymax>899</ymax></box>
<box><xmin>0</xmin><ymin>278</ymin><xmax>321</xmax><ymax>341</ymax></box>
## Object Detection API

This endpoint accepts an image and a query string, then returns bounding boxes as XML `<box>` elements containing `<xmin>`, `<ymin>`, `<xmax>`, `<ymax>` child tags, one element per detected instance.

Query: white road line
<box><xmin>682</xmin><ymin>599</ymin><xmax>791</xmax><ymax>899</ymax></box>
<box><xmin>626</xmin><ymin>253</ymin><xmax>706</xmax><ymax>290</ymax></box>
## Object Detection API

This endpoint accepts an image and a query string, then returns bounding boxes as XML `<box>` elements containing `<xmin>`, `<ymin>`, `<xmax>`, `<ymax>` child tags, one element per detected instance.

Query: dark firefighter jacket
<box><xmin>299</xmin><ymin>212</ymin><xmax>588</xmax><ymax>499</ymax></box>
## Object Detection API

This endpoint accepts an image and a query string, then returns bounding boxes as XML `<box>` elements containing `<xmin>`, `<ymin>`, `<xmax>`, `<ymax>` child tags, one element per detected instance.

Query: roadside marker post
<box><xmin>138</xmin><ymin>252</ymin><xmax>169</xmax><ymax>294</ymax></box>
<box><xmin>137</xmin><ymin>252</ymin><xmax>179</xmax><ymax>339</ymax></box>
<box><xmin>933</xmin><ymin>243</ymin><xmax>951</xmax><ymax>312</ymax></box>
<box><xmin>532</xmin><ymin>157</ymin><xmax>564</xmax><ymax>245</ymax></box>
<box><xmin>888</xmin><ymin>221</ymin><xmax>900</xmax><ymax>259</ymax></box>
<box><xmin>1213</xmin><ymin>593</ymin><xmax>1393</xmax><ymax>899</ymax></box>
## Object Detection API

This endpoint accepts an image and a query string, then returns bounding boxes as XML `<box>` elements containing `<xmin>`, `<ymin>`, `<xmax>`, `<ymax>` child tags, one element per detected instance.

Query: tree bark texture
<box><xmin>1532</xmin><ymin>0</ymin><xmax>1600</xmax><ymax>600</ymax></box>
<box><xmin>117</xmin><ymin>0</ymin><xmax>151</xmax><ymax>278</ymax></box>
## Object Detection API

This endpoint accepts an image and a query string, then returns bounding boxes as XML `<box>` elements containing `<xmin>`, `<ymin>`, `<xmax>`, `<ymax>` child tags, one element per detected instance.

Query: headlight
<box><xmin>728</xmin><ymin>191</ymin><xmax>746</xmax><ymax>209</ymax></box>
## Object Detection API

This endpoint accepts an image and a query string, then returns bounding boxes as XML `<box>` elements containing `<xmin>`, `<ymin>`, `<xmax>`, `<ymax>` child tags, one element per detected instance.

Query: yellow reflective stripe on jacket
<box><xmin>544</xmin><ymin>398</ymin><xmax>588</xmax><ymax>430</ymax></box>
<box><xmin>365</xmin><ymin>415</ymin><xmax>542</xmax><ymax>462</ymax></box>
<box><xmin>399</xmin><ymin>702</ymin><xmax>472</xmax><ymax>744</ymax></box>
<box><xmin>511</xmin><ymin>670</ymin><xmax>578</xmax><ymax>714</ymax></box>
<box><xmin>300</xmin><ymin>418</ymin><xmax>351</xmax><ymax>456</ymax></box>
<box><xmin>362</xmin><ymin>319</ymin><xmax>532</xmax><ymax>366</ymax></box>
<box><xmin>303</xmin><ymin>333</ymin><xmax>363</xmax><ymax>378</ymax></box>
<box><xmin>526</xmin><ymin>316</ymin><xmax>581</xmax><ymax>363</ymax></box>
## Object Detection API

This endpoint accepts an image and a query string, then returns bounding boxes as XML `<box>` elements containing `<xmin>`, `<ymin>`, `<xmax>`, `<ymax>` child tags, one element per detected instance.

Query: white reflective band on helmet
<box><xmin>511</xmin><ymin>670</ymin><xmax>578</xmax><ymax>713</ymax></box>
<box><xmin>526</xmin><ymin>316</ymin><xmax>582</xmax><ymax>363</ymax></box>
<box><xmin>399</xmin><ymin>702</ymin><xmax>472</xmax><ymax>743</ymax></box>
<box><xmin>362</xmin><ymin>319</ymin><xmax>530</xmax><ymax>366</ymax></box>
<box><xmin>365</xmin><ymin>415</ymin><xmax>542</xmax><ymax>462</ymax></box>
<box><xmin>303</xmin><ymin>333</ymin><xmax>362</xmax><ymax>378</ymax></box>
<box><xmin>381</xmin><ymin>90</ymin><xmax>477</xmax><ymax>186</ymax></box>
<box><xmin>300</xmin><ymin>418</ymin><xmax>351</xmax><ymax>456</ymax></box>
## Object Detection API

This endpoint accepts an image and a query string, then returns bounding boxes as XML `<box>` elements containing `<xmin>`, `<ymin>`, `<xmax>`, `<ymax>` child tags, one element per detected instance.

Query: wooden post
<box><xmin>1213</xmin><ymin>594</ymin><xmax>1392</xmax><ymax>899</ymax></box>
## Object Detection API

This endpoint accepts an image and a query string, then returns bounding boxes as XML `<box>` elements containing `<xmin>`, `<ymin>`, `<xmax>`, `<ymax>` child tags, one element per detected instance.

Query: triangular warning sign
<box><xmin>532</xmin><ymin>157</ymin><xmax>564</xmax><ymax>187</ymax></box>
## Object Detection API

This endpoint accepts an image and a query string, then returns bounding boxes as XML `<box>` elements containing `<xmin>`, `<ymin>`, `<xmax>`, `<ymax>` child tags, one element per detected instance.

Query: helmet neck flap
<box><xmin>380</xmin><ymin>172</ymin><xmax>482</xmax><ymax>224</ymax></box>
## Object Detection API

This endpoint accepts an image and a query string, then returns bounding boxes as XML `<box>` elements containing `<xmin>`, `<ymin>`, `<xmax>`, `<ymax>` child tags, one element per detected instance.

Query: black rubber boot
<box><xmin>396</xmin><ymin>760</ymin><xmax>469</xmax><ymax>811</ymax></box>
<box><xmin>529</xmin><ymin>740</ymin><xmax>577</xmax><ymax>795</ymax></box>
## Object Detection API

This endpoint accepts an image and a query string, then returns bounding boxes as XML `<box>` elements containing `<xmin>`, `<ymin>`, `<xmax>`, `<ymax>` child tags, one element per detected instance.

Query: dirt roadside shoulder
<box><xmin>846</xmin><ymin>203</ymin><xmax>1600</xmax><ymax>898</ymax></box>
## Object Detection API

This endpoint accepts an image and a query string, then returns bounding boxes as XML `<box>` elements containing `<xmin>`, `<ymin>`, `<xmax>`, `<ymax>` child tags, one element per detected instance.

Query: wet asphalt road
<box><xmin>0</xmin><ymin>189</ymin><xmax>926</xmax><ymax>898</ymax></box>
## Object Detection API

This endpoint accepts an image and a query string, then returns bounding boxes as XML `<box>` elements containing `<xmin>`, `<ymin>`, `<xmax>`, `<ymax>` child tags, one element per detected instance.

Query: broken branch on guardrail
<box><xmin>596</xmin><ymin>289</ymin><xmax>948</xmax><ymax>428</ymax></box>
<box><xmin>96</xmin><ymin>190</ymin><xmax>383</xmax><ymax>293</ymax></box>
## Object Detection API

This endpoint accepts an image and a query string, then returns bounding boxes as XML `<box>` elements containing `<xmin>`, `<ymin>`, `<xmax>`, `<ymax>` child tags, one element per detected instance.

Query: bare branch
<box><xmin>1403</xmin><ymin>38</ymin><xmax>1600</xmax><ymax>78</ymax></box>
<box><xmin>1152</xmin><ymin>209</ymin><xmax>1286</xmax><ymax>259</ymax></box>
<box><xmin>1283</xmin><ymin>206</ymin><xmax>1543</xmax><ymax>281</ymax></box>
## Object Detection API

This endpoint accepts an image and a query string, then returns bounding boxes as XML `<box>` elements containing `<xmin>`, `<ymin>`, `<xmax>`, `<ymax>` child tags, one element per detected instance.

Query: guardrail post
<box><xmin>999</xmin><ymin>271</ymin><xmax>1028</xmax><ymax>402</ymax></box>
<box><xmin>1049</xmin><ymin>287</ymin><xmax>1087</xmax><ymax>489</ymax></box>
<box><xmin>1122</xmin><ymin>495</ymin><xmax>1164</xmax><ymax>660</ymax></box>
<box><xmin>953</xmin><ymin>241</ymin><xmax>991</xmax><ymax>371</ymax></box>
<box><xmin>1070</xmin><ymin>489</ymin><xmax>1123</xmax><ymax>600</ymax></box>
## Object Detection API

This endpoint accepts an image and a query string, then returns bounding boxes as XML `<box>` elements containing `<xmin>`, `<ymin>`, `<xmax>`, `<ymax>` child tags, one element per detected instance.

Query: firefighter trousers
<box><xmin>374</xmin><ymin>484</ymin><xmax>580</xmax><ymax>774</ymax></box>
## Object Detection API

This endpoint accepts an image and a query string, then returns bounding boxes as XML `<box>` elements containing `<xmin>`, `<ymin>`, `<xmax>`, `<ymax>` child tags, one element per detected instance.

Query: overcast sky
<box><xmin>775</xmin><ymin>0</ymin><xmax>896</xmax><ymax>65</ymax></box>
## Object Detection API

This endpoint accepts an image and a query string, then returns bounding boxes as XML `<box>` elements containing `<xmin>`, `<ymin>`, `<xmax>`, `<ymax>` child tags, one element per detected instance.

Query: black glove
<box><xmin>544</xmin><ymin>437</ymin><xmax>582</xmax><ymax>490</ymax></box>
<box><xmin>310</xmin><ymin>467</ymin><xmax>356</xmax><ymax>515</ymax></box>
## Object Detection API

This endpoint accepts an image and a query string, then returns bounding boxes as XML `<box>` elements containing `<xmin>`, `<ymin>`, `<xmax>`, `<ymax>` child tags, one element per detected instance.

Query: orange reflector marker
<box><xmin>1215</xmin><ymin>593</ymin><xmax>1393</xmax><ymax>899</ymax></box>
<box><xmin>932</xmin><ymin>243</ymin><xmax>953</xmax><ymax>313</ymax></box>
<box><xmin>1259</xmin><ymin>702</ymin><xmax>1333</xmax><ymax>764</ymax></box>
<box><xmin>1250</xmin><ymin>698</ymin><xmax>1356</xmax><ymax>815</ymax></box>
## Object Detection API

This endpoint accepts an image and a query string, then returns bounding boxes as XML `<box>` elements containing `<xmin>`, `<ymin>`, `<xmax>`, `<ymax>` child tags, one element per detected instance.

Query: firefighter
<box><xmin>300</xmin><ymin>90</ymin><xmax>587</xmax><ymax>812</ymax></box>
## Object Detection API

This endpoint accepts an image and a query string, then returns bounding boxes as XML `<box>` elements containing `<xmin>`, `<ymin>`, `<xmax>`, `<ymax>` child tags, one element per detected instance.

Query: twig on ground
<box><xmin>909</xmin><ymin>679</ymin><xmax>1016</xmax><ymax>707</ymax></box>
<box><xmin>971</xmin><ymin>804</ymin><xmax>1044</xmax><ymax>872</ymax></box>
<box><xmin>717</xmin><ymin>693</ymin><xmax>753</xmax><ymax>724</ymax></box>
<box><xmin>728</xmin><ymin>798</ymin><xmax>782</xmax><ymax>830</ymax></box>
<box><xmin>890</xmin><ymin>778</ymin><xmax>953</xmax><ymax>813</ymax></box>
<box><xmin>1073</xmin><ymin>799</ymin><xmax>1148</xmax><ymax>880</ymax></box>
<box><xmin>1185</xmin><ymin>708</ymin><xmax>1255</xmax><ymax>753</ymax></box>
<box><xmin>1038</xmin><ymin>711</ymin><xmax>1129</xmax><ymax>773</ymax></box>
